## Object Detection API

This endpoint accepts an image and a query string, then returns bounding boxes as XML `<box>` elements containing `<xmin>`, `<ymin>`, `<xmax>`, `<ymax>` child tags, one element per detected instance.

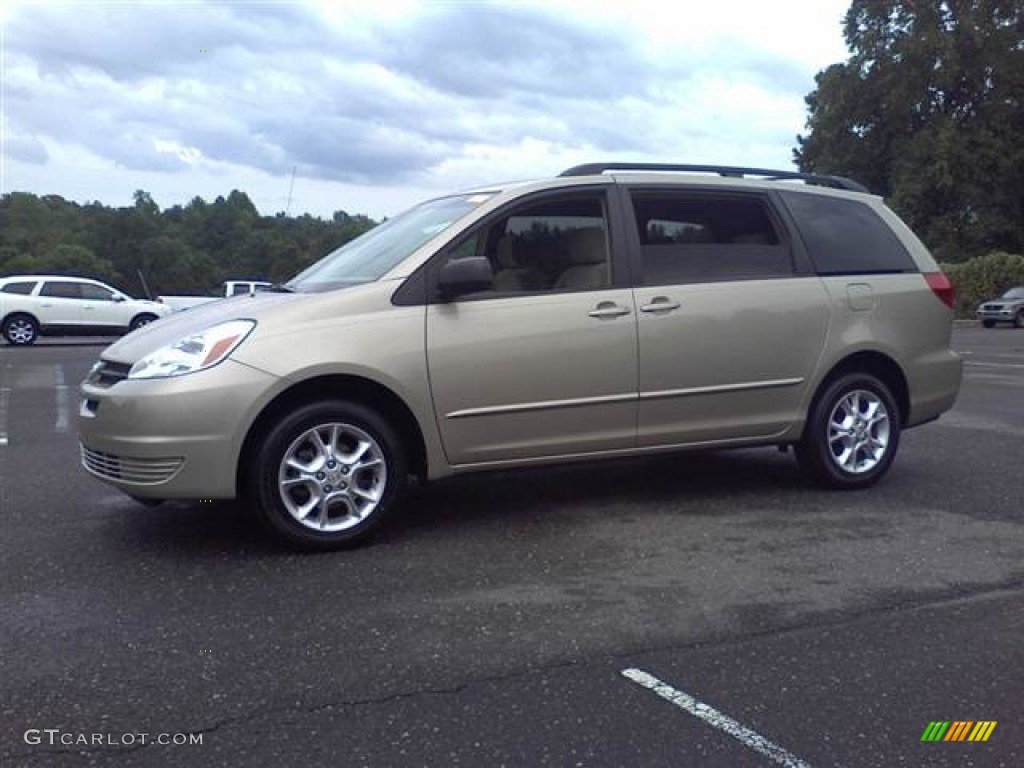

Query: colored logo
<box><xmin>921</xmin><ymin>721</ymin><xmax>996</xmax><ymax>742</ymax></box>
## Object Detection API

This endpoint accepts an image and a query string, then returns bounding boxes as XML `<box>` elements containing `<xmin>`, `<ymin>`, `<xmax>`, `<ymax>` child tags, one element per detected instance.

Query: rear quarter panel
<box><xmin>813</xmin><ymin>274</ymin><xmax>961</xmax><ymax>427</ymax></box>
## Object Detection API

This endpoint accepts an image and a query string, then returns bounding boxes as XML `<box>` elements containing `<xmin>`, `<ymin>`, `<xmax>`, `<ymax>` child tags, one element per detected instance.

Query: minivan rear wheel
<box><xmin>796</xmin><ymin>372</ymin><xmax>901</xmax><ymax>489</ymax></box>
<box><xmin>248</xmin><ymin>400</ymin><xmax>406</xmax><ymax>549</ymax></box>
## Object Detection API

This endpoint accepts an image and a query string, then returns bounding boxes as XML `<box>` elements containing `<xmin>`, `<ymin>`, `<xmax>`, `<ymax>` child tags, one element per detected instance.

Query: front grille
<box><xmin>982</xmin><ymin>304</ymin><xmax>1003</xmax><ymax>311</ymax></box>
<box><xmin>89</xmin><ymin>360</ymin><xmax>132</xmax><ymax>388</ymax></box>
<box><xmin>80</xmin><ymin>444</ymin><xmax>183</xmax><ymax>484</ymax></box>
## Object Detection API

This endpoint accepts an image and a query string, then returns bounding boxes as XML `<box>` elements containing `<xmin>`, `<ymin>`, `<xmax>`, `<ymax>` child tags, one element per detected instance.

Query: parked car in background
<box><xmin>78</xmin><ymin>162</ymin><xmax>962</xmax><ymax>549</ymax></box>
<box><xmin>1</xmin><ymin>275</ymin><xmax>172</xmax><ymax>345</ymax></box>
<box><xmin>976</xmin><ymin>286</ymin><xmax>1024</xmax><ymax>328</ymax></box>
<box><xmin>158</xmin><ymin>280</ymin><xmax>273</xmax><ymax>312</ymax></box>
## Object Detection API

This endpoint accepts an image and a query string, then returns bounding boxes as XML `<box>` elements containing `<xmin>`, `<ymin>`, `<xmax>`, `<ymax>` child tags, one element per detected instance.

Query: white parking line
<box><xmin>0</xmin><ymin>360</ymin><xmax>10</xmax><ymax>446</ymax></box>
<box><xmin>621</xmin><ymin>668</ymin><xmax>811</xmax><ymax>768</ymax></box>
<box><xmin>965</xmin><ymin>361</ymin><xmax>1024</xmax><ymax>369</ymax></box>
<box><xmin>54</xmin><ymin>364</ymin><xmax>69</xmax><ymax>433</ymax></box>
<box><xmin>0</xmin><ymin>386</ymin><xmax>8</xmax><ymax>446</ymax></box>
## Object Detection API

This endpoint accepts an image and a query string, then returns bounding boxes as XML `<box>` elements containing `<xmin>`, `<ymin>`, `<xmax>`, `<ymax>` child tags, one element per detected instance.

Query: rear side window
<box><xmin>40</xmin><ymin>281</ymin><xmax>84</xmax><ymax>298</ymax></box>
<box><xmin>781</xmin><ymin>192</ymin><xmax>917</xmax><ymax>275</ymax></box>
<box><xmin>1</xmin><ymin>281</ymin><xmax>37</xmax><ymax>295</ymax></box>
<box><xmin>629</xmin><ymin>192</ymin><xmax>792</xmax><ymax>285</ymax></box>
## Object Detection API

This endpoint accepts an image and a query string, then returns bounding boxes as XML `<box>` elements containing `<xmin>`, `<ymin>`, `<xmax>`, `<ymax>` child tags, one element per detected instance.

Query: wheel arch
<box><xmin>811</xmin><ymin>350</ymin><xmax>910</xmax><ymax>427</ymax></box>
<box><xmin>2</xmin><ymin>311</ymin><xmax>41</xmax><ymax>341</ymax></box>
<box><xmin>131</xmin><ymin>311</ymin><xmax>159</xmax><ymax>324</ymax></box>
<box><xmin>2</xmin><ymin>310</ymin><xmax>40</xmax><ymax>327</ymax></box>
<box><xmin>237</xmin><ymin>373</ymin><xmax>429</xmax><ymax>495</ymax></box>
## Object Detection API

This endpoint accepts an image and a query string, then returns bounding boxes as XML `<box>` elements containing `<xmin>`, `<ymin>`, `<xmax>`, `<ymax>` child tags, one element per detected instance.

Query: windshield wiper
<box><xmin>265</xmin><ymin>283</ymin><xmax>295</xmax><ymax>293</ymax></box>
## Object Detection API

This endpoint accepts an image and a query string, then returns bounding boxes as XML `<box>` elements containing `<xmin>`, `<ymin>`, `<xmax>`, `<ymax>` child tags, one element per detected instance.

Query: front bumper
<box><xmin>77</xmin><ymin>359</ymin><xmax>282</xmax><ymax>499</ymax></box>
<box><xmin>976</xmin><ymin>308</ymin><xmax>1015</xmax><ymax>321</ymax></box>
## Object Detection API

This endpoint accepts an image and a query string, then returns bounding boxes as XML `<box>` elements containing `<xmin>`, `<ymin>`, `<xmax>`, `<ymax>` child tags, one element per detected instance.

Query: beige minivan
<box><xmin>78</xmin><ymin>163</ymin><xmax>962</xmax><ymax>548</ymax></box>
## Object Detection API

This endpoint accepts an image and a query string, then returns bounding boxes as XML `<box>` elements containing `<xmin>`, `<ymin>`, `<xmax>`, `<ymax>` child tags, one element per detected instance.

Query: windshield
<box><xmin>1001</xmin><ymin>287</ymin><xmax>1024</xmax><ymax>299</ymax></box>
<box><xmin>287</xmin><ymin>193</ymin><xmax>493</xmax><ymax>293</ymax></box>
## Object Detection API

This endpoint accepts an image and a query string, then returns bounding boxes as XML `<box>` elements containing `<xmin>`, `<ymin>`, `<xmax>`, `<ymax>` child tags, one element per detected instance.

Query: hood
<box><xmin>100</xmin><ymin>282</ymin><xmax>394</xmax><ymax>364</ymax></box>
<box><xmin>980</xmin><ymin>297</ymin><xmax>1024</xmax><ymax>307</ymax></box>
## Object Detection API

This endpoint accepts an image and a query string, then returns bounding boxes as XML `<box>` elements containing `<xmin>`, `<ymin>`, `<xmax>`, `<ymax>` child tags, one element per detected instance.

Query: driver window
<box><xmin>440</xmin><ymin>193</ymin><xmax>611</xmax><ymax>296</ymax></box>
<box><xmin>79</xmin><ymin>284</ymin><xmax>115</xmax><ymax>301</ymax></box>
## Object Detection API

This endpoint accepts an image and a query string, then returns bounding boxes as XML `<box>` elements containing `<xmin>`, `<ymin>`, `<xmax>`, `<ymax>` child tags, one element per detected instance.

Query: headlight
<box><xmin>128</xmin><ymin>320</ymin><xmax>256</xmax><ymax>380</ymax></box>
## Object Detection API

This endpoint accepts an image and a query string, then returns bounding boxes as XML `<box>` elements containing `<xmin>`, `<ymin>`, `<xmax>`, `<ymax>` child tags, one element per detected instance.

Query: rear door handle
<box><xmin>640</xmin><ymin>297</ymin><xmax>681</xmax><ymax>313</ymax></box>
<box><xmin>588</xmin><ymin>302</ymin><xmax>631</xmax><ymax>319</ymax></box>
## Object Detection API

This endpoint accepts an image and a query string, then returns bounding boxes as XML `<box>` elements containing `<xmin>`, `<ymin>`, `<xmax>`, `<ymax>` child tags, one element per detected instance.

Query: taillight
<box><xmin>924</xmin><ymin>272</ymin><xmax>954</xmax><ymax>308</ymax></box>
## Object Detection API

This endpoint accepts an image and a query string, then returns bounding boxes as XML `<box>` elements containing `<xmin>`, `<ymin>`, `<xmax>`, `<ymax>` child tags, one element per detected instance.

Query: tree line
<box><xmin>796</xmin><ymin>0</ymin><xmax>1023</xmax><ymax>263</ymax></box>
<box><xmin>0</xmin><ymin>190</ymin><xmax>377</xmax><ymax>297</ymax></box>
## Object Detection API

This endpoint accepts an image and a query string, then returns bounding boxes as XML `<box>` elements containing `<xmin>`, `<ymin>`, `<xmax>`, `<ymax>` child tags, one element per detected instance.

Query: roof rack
<box><xmin>557</xmin><ymin>163</ymin><xmax>870</xmax><ymax>194</ymax></box>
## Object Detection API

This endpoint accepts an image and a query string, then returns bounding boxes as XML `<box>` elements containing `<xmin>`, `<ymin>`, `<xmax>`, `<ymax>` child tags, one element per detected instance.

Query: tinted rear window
<box><xmin>1</xmin><ymin>281</ymin><xmax>37</xmax><ymax>295</ymax></box>
<box><xmin>781</xmin><ymin>192</ymin><xmax>917</xmax><ymax>275</ymax></box>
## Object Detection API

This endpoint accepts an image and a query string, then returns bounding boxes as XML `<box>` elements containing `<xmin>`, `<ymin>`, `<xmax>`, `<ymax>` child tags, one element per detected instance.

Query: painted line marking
<box><xmin>965</xmin><ymin>361</ymin><xmax>1024</xmax><ymax>369</ymax></box>
<box><xmin>0</xmin><ymin>384</ymin><xmax>10</xmax><ymax>448</ymax></box>
<box><xmin>54</xmin><ymin>364</ymin><xmax>69</xmax><ymax>433</ymax></box>
<box><xmin>621</xmin><ymin>668</ymin><xmax>811</xmax><ymax>768</ymax></box>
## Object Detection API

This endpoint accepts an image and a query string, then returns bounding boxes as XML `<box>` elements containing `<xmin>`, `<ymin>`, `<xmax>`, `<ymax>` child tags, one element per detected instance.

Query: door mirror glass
<box><xmin>438</xmin><ymin>257</ymin><xmax>494</xmax><ymax>300</ymax></box>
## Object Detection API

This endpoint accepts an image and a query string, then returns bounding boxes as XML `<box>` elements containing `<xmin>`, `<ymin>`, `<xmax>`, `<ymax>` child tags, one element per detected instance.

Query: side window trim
<box><xmin>622</xmin><ymin>186</ymin><xmax>800</xmax><ymax>287</ymax></box>
<box><xmin>777</xmin><ymin>191</ymin><xmax>918</xmax><ymax>276</ymax></box>
<box><xmin>0</xmin><ymin>281</ymin><xmax>39</xmax><ymax>295</ymax></box>
<box><xmin>396</xmin><ymin>185</ymin><xmax>624</xmax><ymax>306</ymax></box>
<box><xmin>40</xmin><ymin>281</ymin><xmax>83</xmax><ymax>299</ymax></box>
<box><xmin>79</xmin><ymin>283</ymin><xmax>115</xmax><ymax>301</ymax></box>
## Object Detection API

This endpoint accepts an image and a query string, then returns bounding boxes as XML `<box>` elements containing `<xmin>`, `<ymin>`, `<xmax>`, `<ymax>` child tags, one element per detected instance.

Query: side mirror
<box><xmin>112</xmin><ymin>294</ymin><xmax>126</xmax><ymax>302</ymax></box>
<box><xmin>438</xmin><ymin>257</ymin><xmax>493</xmax><ymax>300</ymax></box>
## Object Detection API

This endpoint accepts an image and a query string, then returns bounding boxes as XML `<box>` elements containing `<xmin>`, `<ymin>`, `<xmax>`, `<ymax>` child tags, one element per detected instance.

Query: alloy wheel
<box><xmin>276</xmin><ymin>422</ymin><xmax>388</xmax><ymax>532</ymax></box>
<box><xmin>826</xmin><ymin>389</ymin><xmax>891</xmax><ymax>474</ymax></box>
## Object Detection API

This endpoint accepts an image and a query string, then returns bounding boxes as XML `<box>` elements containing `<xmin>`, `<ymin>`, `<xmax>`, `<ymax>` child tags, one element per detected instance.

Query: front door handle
<box><xmin>640</xmin><ymin>297</ymin><xmax>681</xmax><ymax>313</ymax></box>
<box><xmin>588</xmin><ymin>302</ymin><xmax>631</xmax><ymax>319</ymax></box>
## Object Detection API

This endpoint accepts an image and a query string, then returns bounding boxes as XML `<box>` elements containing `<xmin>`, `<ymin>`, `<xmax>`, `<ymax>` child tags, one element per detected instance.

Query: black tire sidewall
<box><xmin>248</xmin><ymin>400</ymin><xmax>407</xmax><ymax>549</ymax></box>
<box><xmin>982</xmin><ymin>319</ymin><xmax>996</xmax><ymax>328</ymax></box>
<box><xmin>130</xmin><ymin>314</ymin><xmax>157</xmax><ymax>331</ymax></box>
<box><xmin>1015</xmin><ymin>311</ymin><xmax>1024</xmax><ymax>329</ymax></box>
<box><xmin>798</xmin><ymin>373</ymin><xmax>901</xmax><ymax>489</ymax></box>
<box><xmin>3</xmin><ymin>315</ymin><xmax>39</xmax><ymax>345</ymax></box>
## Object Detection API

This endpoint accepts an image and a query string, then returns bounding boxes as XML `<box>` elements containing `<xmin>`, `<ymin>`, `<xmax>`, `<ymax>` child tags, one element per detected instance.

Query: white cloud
<box><xmin>1</xmin><ymin>0</ymin><xmax>851</xmax><ymax>219</ymax></box>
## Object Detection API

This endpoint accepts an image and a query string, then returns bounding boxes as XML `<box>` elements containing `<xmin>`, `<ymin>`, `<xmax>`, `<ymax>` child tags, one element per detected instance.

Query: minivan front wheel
<box><xmin>796</xmin><ymin>373</ymin><xmax>901</xmax><ymax>489</ymax></box>
<box><xmin>249</xmin><ymin>400</ymin><xmax>406</xmax><ymax>549</ymax></box>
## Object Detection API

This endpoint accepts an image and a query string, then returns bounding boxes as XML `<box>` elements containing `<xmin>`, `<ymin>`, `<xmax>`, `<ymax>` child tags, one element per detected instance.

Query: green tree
<box><xmin>41</xmin><ymin>243</ymin><xmax>118</xmax><ymax>282</ymax></box>
<box><xmin>795</xmin><ymin>1</ymin><xmax>1024</xmax><ymax>261</ymax></box>
<box><xmin>0</xmin><ymin>190</ymin><xmax>378</xmax><ymax>292</ymax></box>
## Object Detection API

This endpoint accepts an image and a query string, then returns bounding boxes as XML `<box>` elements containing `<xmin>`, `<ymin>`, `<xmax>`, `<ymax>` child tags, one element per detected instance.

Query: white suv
<box><xmin>0</xmin><ymin>275</ymin><xmax>172</xmax><ymax>345</ymax></box>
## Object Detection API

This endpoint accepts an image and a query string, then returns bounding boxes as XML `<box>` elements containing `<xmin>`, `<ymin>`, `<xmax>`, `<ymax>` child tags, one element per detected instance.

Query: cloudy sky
<box><xmin>2</xmin><ymin>0</ymin><xmax>850</xmax><ymax>220</ymax></box>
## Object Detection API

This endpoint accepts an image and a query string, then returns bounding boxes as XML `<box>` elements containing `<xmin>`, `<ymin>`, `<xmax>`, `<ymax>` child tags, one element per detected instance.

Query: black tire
<box><xmin>981</xmin><ymin>319</ymin><xmax>996</xmax><ymax>328</ymax></box>
<box><xmin>130</xmin><ymin>313</ymin><xmax>158</xmax><ymax>331</ymax></box>
<box><xmin>3</xmin><ymin>314</ymin><xmax>39</xmax><ymax>346</ymax></box>
<box><xmin>795</xmin><ymin>372</ymin><xmax>901</xmax><ymax>489</ymax></box>
<box><xmin>247</xmin><ymin>400</ymin><xmax>407</xmax><ymax>549</ymax></box>
<box><xmin>1014</xmin><ymin>311</ymin><xmax>1024</xmax><ymax>329</ymax></box>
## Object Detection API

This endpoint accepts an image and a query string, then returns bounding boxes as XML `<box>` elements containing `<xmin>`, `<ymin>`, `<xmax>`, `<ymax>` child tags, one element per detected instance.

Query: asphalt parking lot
<box><xmin>1</xmin><ymin>326</ymin><xmax>1022</xmax><ymax>767</ymax></box>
